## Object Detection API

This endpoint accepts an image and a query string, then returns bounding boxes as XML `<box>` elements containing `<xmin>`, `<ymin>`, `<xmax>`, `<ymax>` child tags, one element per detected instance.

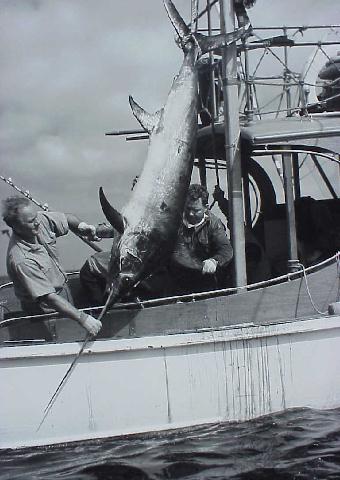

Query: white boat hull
<box><xmin>1</xmin><ymin>314</ymin><xmax>340</xmax><ymax>449</ymax></box>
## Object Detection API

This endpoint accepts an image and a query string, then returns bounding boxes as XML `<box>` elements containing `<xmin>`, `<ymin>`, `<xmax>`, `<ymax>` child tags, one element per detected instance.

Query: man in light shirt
<box><xmin>2</xmin><ymin>196</ymin><xmax>103</xmax><ymax>339</ymax></box>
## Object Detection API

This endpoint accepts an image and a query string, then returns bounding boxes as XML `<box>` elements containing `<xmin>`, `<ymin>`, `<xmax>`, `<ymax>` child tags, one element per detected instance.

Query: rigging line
<box><xmin>254</xmin><ymin>90</ymin><xmax>286</xmax><ymax>112</ymax></box>
<box><xmin>252</xmin><ymin>47</ymin><xmax>268</xmax><ymax>77</ymax></box>
<box><xmin>252</xmin><ymin>106</ymin><xmax>303</xmax><ymax>115</ymax></box>
<box><xmin>270</xmin><ymin>154</ymin><xmax>284</xmax><ymax>186</ymax></box>
<box><xmin>251</xmin><ymin>80</ymin><xmax>300</xmax><ymax>87</ymax></box>
<box><xmin>300</xmin><ymin>27</ymin><xmax>340</xmax><ymax>85</ymax></box>
<box><xmin>251</xmin><ymin>79</ymin><xmax>334</xmax><ymax>88</ymax></box>
<box><xmin>251</xmin><ymin>32</ymin><xmax>302</xmax><ymax>86</ymax></box>
<box><xmin>274</xmin><ymin>91</ymin><xmax>285</xmax><ymax>119</ymax></box>
<box><xmin>297</xmin><ymin>262</ymin><xmax>329</xmax><ymax>315</ymax></box>
<box><xmin>255</xmin><ymin>149</ymin><xmax>340</xmax><ymax>166</ymax></box>
<box><xmin>37</xmin><ymin>286</ymin><xmax>115</xmax><ymax>432</ymax></box>
<box><xmin>252</xmin><ymin>84</ymin><xmax>262</xmax><ymax>119</ymax></box>
<box><xmin>239</xmin><ymin>88</ymin><xmax>247</xmax><ymax>114</ymax></box>
<box><xmin>310</xmin><ymin>153</ymin><xmax>338</xmax><ymax>199</ymax></box>
<box><xmin>299</xmin><ymin>162</ymin><xmax>316</xmax><ymax>180</ymax></box>
<box><xmin>300</xmin><ymin>46</ymin><xmax>320</xmax><ymax>83</ymax></box>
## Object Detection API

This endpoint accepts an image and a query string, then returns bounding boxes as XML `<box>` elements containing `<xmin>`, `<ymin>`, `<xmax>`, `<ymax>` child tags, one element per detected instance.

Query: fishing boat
<box><xmin>1</xmin><ymin>1</ymin><xmax>340</xmax><ymax>450</ymax></box>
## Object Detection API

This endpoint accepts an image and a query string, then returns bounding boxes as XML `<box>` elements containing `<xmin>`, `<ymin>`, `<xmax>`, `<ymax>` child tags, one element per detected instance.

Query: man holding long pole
<box><xmin>2</xmin><ymin>195</ymin><xmax>106</xmax><ymax>339</ymax></box>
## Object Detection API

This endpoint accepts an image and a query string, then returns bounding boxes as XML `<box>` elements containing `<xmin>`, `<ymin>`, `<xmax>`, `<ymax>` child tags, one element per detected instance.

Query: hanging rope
<box><xmin>294</xmin><ymin>254</ymin><xmax>340</xmax><ymax>316</ymax></box>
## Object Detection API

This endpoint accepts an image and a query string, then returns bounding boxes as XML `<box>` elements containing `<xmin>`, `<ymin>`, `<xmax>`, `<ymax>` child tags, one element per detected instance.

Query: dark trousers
<box><xmin>168</xmin><ymin>266</ymin><xmax>218</xmax><ymax>296</ymax></box>
<box><xmin>9</xmin><ymin>284</ymin><xmax>73</xmax><ymax>342</ymax></box>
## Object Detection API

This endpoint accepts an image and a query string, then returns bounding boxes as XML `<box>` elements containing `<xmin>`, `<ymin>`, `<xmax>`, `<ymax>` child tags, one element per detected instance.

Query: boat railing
<box><xmin>0</xmin><ymin>252</ymin><xmax>338</xmax><ymax>329</ymax></box>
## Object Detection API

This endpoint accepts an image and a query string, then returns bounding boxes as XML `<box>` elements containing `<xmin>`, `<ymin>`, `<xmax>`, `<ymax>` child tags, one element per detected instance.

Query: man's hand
<box><xmin>79</xmin><ymin>312</ymin><xmax>102</xmax><ymax>336</ymax></box>
<box><xmin>202</xmin><ymin>258</ymin><xmax>218</xmax><ymax>274</ymax></box>
<box><xmin>78</xmin><ymin>222</ymin><xmax>100</xmax><ymax>241</ymax></box>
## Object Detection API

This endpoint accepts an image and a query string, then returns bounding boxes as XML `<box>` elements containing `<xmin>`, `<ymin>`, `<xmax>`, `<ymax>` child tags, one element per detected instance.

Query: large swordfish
<box><xmin>100</xmin><ymin>0</ymin><xmax>248</xmax><ymax>305</ymax></box>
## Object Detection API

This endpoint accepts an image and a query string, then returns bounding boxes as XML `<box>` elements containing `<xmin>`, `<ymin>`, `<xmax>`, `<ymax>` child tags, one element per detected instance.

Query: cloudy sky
<box><xmin>0</xmin><ymin>0</ymin><xmax>338</xmax><ymax>276</ymax></box>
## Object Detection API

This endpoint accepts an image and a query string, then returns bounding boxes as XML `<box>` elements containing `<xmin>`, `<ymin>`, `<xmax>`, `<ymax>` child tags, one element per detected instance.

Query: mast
<box><xmin>220</xmin><ymin>0</ymin><xmax>247</xmax><ymax>288</ymax></box>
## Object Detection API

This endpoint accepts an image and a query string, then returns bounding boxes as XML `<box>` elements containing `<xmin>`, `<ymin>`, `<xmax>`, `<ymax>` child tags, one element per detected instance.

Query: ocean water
<box><xmin>1</xmin><ymin>408</ymin><xmax>340</xmax><ymax>480</ymax></box>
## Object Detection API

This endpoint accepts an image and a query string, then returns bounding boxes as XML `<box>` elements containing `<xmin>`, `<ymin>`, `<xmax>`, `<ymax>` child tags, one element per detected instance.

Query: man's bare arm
<box><xmin>39</xmin><ymin>292</ymin><xmax>102</xmax><ymax>336</ymax></box>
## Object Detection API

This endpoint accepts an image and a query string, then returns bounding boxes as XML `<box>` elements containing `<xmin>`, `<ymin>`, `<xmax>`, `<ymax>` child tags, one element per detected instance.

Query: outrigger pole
<box><xmin>0</xmin><ymin>174</ymin><xmax>102</xmax><ymax>253</ymax></box>
<box><xmin>220</xmin><ymin>0</ymin><xmax>247</xmax><ymax>288</ymax></box>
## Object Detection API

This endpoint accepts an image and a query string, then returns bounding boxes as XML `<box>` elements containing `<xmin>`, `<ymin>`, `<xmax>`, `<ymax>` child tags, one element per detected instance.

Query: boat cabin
<box><xmin>196</xmin><ymin>113</ymin><xmax>340</xmax><ymax>281</ymax></box>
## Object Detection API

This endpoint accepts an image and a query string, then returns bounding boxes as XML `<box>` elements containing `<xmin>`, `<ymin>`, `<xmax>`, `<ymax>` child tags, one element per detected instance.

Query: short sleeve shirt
<box><xmin>6</xmin><ymin>211</ymin><xmax>69</xmax><ymax>303</ymax></box>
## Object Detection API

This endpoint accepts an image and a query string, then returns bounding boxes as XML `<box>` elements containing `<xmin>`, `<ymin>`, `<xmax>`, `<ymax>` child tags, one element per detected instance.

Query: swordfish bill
<box><xmin>100</xmin><ymin>0</ymin><xmax>247</xmax><ymax>304</ymax></box>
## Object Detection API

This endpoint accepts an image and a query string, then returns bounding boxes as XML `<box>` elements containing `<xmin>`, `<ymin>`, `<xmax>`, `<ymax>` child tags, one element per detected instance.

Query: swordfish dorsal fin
<box><xmin>99</xmin><ymin>187</ymin><xmax>125</xmax><ymax>234</ymax></box>
<box><xmin>129</xmin><ymin>96</ymin><xmax>162</xmax><ymax>134</ymax></box>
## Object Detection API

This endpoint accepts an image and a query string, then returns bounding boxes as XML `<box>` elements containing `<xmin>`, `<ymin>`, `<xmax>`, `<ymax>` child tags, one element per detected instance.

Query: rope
<box><xmin>296</xmin><ymin>253</ymin><xmax>340</xmax><ymax>315</ymax></box>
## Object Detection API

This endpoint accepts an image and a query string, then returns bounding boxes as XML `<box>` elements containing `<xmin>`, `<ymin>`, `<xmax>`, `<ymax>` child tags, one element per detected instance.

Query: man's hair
<box><xmin>2</xmin><ymin>196</ymin><xmax>30</xmax><ymax>227</ymax></box>
<box><xmin>187</xmin><ymin>184</ymin><xmax>209</xmax><ymax>206</ymax></box>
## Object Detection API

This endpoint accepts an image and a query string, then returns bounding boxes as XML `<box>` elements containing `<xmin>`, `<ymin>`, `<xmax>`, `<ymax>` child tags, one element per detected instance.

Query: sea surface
<box><xmin>1</xmin><ymin>408</ymin><xmax>340</xmax><ymax>480</ymax></box>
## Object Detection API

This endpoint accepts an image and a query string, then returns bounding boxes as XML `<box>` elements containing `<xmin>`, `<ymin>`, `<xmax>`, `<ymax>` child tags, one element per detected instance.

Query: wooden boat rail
<box><xmin>0</xmin><ymin>253</ymin><xmax>338</xmax><ymax>332</ymax></box>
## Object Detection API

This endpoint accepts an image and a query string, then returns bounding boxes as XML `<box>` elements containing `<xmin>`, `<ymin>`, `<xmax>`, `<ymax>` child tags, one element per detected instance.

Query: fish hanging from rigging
<box><xmin>100</xmin><ymin>0</ymin><xmax>250</xmax><ymax>306</ymax></box>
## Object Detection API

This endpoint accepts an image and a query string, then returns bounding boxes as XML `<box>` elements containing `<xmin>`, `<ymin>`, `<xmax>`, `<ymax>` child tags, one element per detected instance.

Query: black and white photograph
<box><xmin>1</xmin><ymin>1</ymin><xmax>340</xmax><ymax>478</ymax></box>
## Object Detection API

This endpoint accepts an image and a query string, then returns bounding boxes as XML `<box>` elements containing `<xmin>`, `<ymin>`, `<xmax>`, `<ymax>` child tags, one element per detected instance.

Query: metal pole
<box><xmin>207</xmin><ymin>0</ymin><xmax>220</xmax><ymax>187</ymax></box>
<box><xmin>243</xmin><ymin>41</ymin><xmax>340</xmax><ymax>50</ymax></box>
<box><xmin>220</xmin><ymin>0</ymin><xmax>247</xmax><ymax>288</ymax></box>
<box><xmin>207</xmin><ymin>0</ymin><xmax>217</xmax><ymax>120</ymax></box>
<box><xmin>283</xmin><ymin>27</ymin><xmax>292</xmax><ymax>116</ymax></box>
<box><xmin>105</xmin><ymin>129</ymin><xmax>146</xmax><ymax>136</ymax></box>
<box><xmin>198</xmin><ymin>156</ymin><xmax>207</xmax><ymax>188</ymax></box>
<box><xmin>292</xmin><ymin>152</ymin><xmax>301</xmax><ymax>200</ymax></box>
<box><xmin>243</xmin><ymin>38</ymin><xmax>253</xmax><ymax>121</ymax></box>
<box><xmin>282</xmin><ymin>151</ymin><xmax>299</xmax><ymax>271</ymax></box>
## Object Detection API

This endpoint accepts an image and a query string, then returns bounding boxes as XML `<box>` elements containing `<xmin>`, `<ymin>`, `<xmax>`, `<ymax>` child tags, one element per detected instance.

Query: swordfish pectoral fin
<box><xmin>163</xmin><ymin>0</ymin><xmax>251</xmax><ymax>56</ymax></box>
<box><xmin>195</xmin><ymin>25</ymin><xmax>251</xmax><ymax>55</ymax></box>
<box><xmin>129</xmin><ymin>96</ymin><xmax>162</xmax><ymax>134</ymax></box>
<box><xmin>99</xmin><ymin>187</ymin><xmax>126</xmax><ymax>234</ymax></box>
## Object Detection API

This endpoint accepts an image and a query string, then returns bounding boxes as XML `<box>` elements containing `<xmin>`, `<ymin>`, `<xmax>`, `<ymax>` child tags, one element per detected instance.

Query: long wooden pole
<box><xmin>219</xmin><ymin>0</ymin><xmax>247</xmax><ymax>288</ymax></box>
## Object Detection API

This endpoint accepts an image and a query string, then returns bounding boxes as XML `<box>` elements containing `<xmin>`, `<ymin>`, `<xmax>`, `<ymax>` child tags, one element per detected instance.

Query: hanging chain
<box><xmin>1</xmin><ymin>174</ymin><xmax>102</xmax><ymax>252</ymax></box>
<box><xmin>1</xmin><ymin>175</ymin><xmax>49</xmax><ymax>211</ymax></box>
